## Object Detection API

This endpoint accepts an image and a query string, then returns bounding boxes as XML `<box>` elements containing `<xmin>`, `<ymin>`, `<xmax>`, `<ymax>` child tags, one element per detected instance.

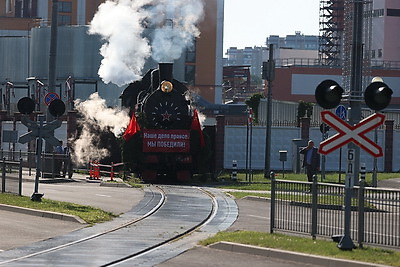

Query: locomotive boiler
<box><xmin>120</xmin><ymin>63</ymin><xmax>206</xmax><ymax>183</ymax></box>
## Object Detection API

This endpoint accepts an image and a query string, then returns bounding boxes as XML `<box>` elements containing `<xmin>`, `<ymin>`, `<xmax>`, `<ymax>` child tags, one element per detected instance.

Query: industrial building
<box><xmin>0</xmin><ymin>0</ymin><xmax>224</xmax><ymax>116</ymax></box>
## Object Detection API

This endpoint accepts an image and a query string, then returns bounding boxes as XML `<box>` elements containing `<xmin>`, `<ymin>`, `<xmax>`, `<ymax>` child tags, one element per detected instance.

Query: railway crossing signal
<box><xmin>18</xmin><ymin>97</ymin><xmax>65</xmax><ymax>146</ymax></box>
<box><xmin>318</xmin><ymin>111</ymin><xmax>385</xmax><ymax>157</ymax></box>
<box><xmin>17</xmin><ymin>97</ymin><xmax>65</xmax><ymax>201</ymax></box>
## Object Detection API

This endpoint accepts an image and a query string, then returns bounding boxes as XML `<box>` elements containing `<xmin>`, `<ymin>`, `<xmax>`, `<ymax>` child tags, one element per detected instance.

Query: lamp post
<box><xmin>263</xmin><ymin>44</ymin><xmax>274</xmax><ymax>178</ymax></box>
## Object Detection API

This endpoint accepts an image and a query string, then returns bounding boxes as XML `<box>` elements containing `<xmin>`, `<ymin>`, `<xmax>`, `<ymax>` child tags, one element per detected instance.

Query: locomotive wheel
<box><xmin>142</xmin><ymin>170</ymin><xmax>158</xmax><ymax>183</ymax></box>
<box><xmin>176</xmin><ymin>170</ymin><xmax>192</xmax><ymax>182</ymax></box>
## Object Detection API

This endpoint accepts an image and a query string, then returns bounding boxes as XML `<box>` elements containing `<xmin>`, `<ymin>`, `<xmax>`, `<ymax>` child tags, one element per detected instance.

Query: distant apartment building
<box><xmin>224</xmin><ymin>46</ymin><xmax>268</xmax><ymax>78</ymax></box>
<box><xmin>224</xmin><ymin>32</ymin><xmax>319</xmax><ymax>80</ymax></box>
<box><xmin>370</xmin><ymin>0</ymin><xmax>400</xmax><ymax>65</ymax></box>
<box><xmin>267</xmin><ymin>31</ymin><xmax>319</xmax><ymax>50</ymax></box>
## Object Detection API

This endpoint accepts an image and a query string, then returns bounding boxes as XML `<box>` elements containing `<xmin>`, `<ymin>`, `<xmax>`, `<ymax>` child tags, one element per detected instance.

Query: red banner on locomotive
<box><xmin>143</xmin><ymin>129</ymin><xmax>190</xmax><ymax>153</ymax></box>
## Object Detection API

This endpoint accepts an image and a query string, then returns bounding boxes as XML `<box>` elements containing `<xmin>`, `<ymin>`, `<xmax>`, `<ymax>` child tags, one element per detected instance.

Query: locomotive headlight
<box><xmin>160</xmin><ymin>81</ymin><xmax>173</xmax><ymax>93</ymax></box>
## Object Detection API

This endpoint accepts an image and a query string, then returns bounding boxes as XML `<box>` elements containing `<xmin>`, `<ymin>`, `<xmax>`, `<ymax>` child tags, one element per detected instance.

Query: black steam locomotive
<box><xmin>120</xmin><ymin>63</ymin><xmax>207</xmax><ymax>183</ymax></box>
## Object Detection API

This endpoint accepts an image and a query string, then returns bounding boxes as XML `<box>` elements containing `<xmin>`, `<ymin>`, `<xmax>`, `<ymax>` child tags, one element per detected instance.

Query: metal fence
<box><xmin>0</xmin><ymin>150</ymin><xmax>73</xmax><ymax>179</ymax></box>
<box><xmin>1</xmin><ymin>158</ymin><xmax>23</xmax><ymax>195</ymax></box>
<box><xmin>270</xmin><ymin>175</ymin><xmax>400</xmax><ymax>248</ymax></box>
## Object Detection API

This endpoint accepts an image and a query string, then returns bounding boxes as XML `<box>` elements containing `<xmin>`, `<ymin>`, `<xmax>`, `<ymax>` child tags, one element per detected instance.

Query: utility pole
<box><xmin>44</xmin><ymin>0</ymin><xmax>59</xmax><ymax>176</ymax></box>
<box><xmin>338</xmin><ymin>0</ymin><xmax>364</xmax><ymax>251</ymax></box>
<box><xmin>48</xmin><ymin>0</ymin><xmax>59</xmax><ymax>93</ymax></box>
<box><xmin>263</xmin><ymin>44</ymin><xmax>275</xmax><ymax>178</ymax></box>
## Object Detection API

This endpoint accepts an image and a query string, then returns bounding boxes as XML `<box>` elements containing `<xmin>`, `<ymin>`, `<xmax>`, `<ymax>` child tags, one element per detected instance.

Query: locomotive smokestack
<box><xmin>159</xmin><ymin>63</ymin><xmax>173</xmax><ymax>82</ymax></box>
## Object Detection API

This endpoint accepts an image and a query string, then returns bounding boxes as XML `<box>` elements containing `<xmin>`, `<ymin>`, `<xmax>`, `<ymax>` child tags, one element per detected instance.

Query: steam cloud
<box><xmin>89</xmin><ymin>0</ymin><xmax>204</xmax><ymax>86</ymax></box>
<box><xmin>88</xmin><ymin>0</ymin><xmax>151</xmax><ymax>86</ymax></box>
<box><xmin>72</xmin><ymin>93</ymin><xmax>130</xmax><ymax>165</ymax></box>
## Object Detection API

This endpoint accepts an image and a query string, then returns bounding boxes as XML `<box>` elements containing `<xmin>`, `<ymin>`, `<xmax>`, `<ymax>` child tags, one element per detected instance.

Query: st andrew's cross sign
<box><xmin>318</xmin><ymin>111</ymin><xmax>385</xmax><ymax>158</ymax></box>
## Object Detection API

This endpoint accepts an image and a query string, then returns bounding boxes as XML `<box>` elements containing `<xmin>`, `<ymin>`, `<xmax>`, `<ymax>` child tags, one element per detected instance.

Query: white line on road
<box><xmin>248</xmin><ymin>215</ymin><xmax>268</xmax><ymax>219</ymax></box>
<box><xmin>95</xmin><ymin>194</ymin><xmax>111</xmax><ymax>198</ymax></box>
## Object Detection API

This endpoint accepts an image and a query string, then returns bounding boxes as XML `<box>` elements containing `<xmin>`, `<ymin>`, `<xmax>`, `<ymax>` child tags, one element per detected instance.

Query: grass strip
<box><xmin>0</xmin><ymin>193</ymin><xmax>115</xmax><ymax>225</ymax></box>
<box><xmin>200</xmin><ymin>231</ymin><xmax>400</xmax><ymax>266</ymax></box>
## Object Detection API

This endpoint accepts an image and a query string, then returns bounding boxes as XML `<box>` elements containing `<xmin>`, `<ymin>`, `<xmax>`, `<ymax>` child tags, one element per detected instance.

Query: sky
<box><xmin>223</xmin><ymin>0</ymin><xmax>321</xmax><ymax>51</ymax></box>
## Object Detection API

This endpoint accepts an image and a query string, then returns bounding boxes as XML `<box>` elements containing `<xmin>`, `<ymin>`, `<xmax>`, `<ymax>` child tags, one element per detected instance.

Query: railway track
<box><xmin>0</xmin><ymin>185</ymin><xmax>237</xmax><ymax>266</ymax></box>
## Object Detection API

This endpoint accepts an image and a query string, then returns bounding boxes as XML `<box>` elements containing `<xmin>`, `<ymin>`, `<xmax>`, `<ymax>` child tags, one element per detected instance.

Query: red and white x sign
<box><xmin>319</xmin><ymin>111</ymin><xmax>385</xmax><ymax>157</ymax></box>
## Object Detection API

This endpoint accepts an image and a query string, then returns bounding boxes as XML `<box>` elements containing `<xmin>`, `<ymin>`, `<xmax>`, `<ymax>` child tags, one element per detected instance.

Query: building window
<box><xmin>185</xmin><ymin>65</ymin><xmax>196</xmax><ymax>85</ymax></box>
<box><xmin>378</xmin><ymin>49</ymin><xmax>383</xmax><ymax>58</ymax></box>
<box><xmin>387</xmin><ymin>9</ymin><xmax>400</xmax><ymax>17</ymax></box>
<box><xmin>186</xmin><ymin>39</ymin><xmax>196</xmax><ymax>63</ymax></box>
<box><xmin>371</xmin><ymin>9</ymin><xmax>384</xmax><ymax>18</ymax></box>
<box><xmin>58</xmin><ymin>15</ymin><xmax>71</xmax><ymax>25</ymax></box>
<box><xmin>371</xmin><ymin>49</ymin><xmax>375</xmax><ymax>59</ymax></box>
<box><xmin>59</xmin><ymin>1</ymin><xmax>72</xmax><ymax>13</ymax></box>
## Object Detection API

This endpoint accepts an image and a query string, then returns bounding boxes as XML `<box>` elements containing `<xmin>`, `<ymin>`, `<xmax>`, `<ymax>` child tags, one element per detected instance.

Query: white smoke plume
<box><xmin>88</xmin><ymin>0</ymin><xmax>151</xmax><ymax>86</ymax></box>
<box><xmin>89</xmin><ymin>0</ymin><xmax>204</xmax><ymax>86</ymax></box>
<box><xmin>149</xmin><ymin>0</ymin><xmax>204</xmax><ymax>62</ymax></box>
<box><xmin>72</xmin><ymin>93</ymin><xmax>130</xmax><ymax>165</ymax></box>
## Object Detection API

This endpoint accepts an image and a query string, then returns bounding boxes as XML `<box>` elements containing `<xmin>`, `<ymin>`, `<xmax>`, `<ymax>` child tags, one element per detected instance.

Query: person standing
<box><xmin>300</xmin><ymin>140</ymin><xmax>320</xmax><ymax>182</ymax></box>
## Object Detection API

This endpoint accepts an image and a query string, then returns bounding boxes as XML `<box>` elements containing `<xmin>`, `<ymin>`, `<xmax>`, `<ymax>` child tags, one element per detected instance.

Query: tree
<box><xmin>245</xmin><ymin>93</ymin><xmax>264</xmax><ymax>124</ymax></box>
<box><xmin>297</xmin><ymin>101</ymin><xmax>313</xmax><ymax>126</ymax></box>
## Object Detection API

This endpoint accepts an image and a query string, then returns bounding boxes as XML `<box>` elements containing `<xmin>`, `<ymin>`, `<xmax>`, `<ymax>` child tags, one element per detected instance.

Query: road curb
<box><xmin>0</xmin><ymin>204</ymin><xmax>86</xmax><ymax>224</ymax></box>
<box><xmin>209</xmin><ymin>241</ymin><xmax>388</xmax><ymax>267</ymax></box>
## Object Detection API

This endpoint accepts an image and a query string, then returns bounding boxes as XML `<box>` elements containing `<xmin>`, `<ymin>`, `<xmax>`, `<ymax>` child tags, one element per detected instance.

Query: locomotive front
<box><xmin>121</xmin><ymin>63</ymin><xmax>205</xmax><ymax>183</ymax></box>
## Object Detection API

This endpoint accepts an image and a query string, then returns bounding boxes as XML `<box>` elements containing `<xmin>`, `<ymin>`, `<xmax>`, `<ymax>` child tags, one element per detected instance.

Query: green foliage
<box><xmin>297</xmin><ymin>101</ymin><xmax>314</xmax><ymax>126</ymax></box>
<box><xmin>0</xmin><ymin>193</ymin><xmax>115</xmax><ymax>224</ymax></box>
<box><xmin>245</xmin><ymin>93</ymin><xmax>265</xmax><ymax>123</ymax></box>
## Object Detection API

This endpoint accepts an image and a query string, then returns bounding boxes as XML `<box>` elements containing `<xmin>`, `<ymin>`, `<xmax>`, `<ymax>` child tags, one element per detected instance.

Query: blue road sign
<box><xmin>335</xmin><ymin>105</ymin><xmax>347</xmax><ymax>120</ymax></box>
<box><xmin>44</xmin><ymin>92</ymin><xmax>60</xmax><ymax>106</ymax></box>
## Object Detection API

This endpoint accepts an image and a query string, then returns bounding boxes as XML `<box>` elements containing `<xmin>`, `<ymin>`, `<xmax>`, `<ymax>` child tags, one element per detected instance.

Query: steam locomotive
<box><xmin>120</xmin><ymin>63</ymin><xmax>207</xmax><ymax>183</ymax></box>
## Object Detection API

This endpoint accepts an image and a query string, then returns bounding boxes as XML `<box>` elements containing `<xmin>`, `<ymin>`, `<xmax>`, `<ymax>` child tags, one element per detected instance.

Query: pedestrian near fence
<box><xmin>299</xmin><ymin>140</ymin><xmax>320</xmax><ymax>183</ymax></box>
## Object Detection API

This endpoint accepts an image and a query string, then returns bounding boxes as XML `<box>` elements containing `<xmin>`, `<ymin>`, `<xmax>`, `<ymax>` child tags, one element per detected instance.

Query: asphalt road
<box><xmin>0</xmin><ymin>173</ymin><xmax>144</xmax><ymax>252</ymax></box>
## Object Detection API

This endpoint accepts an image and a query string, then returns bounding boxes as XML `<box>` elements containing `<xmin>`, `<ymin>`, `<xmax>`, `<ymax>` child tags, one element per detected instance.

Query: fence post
<box><xmin>110</xmin><ymin>162</ymin><xmax>114</xmax><ymax>181</ymax></box>
<box><xmin>358</xmin><ymin>163</ymin><xmax>366</xmax><ymax>248</ymax></box>
<box><xmin>2</xmin><ymin>158</ymin><xmax>5</xmax><ymax>193</ymax></box>
<box><xmin>19</xmin><ymin>157</ymin><xmax>23</xmax><ymax>196</ymax></box>
<box><xmin>311</xmin><ymin>174</ymin><xmax>318</xmax><ymax>239</ymax></box>
<box><xmin>270</xmin><ymin>171</ymin><xmax>275</xmax><ymax>233</ymax></box>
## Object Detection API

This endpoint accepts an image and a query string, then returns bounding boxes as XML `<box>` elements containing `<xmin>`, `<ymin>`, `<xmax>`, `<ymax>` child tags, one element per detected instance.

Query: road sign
<box><xmin>44</xmin><ymin>92</ymin><xmax>60</xmax><ymax>106</ymax></box>
<box><xmin>318</xmin><ymin>111</ymin><xmax>385</xmax><ymax>157</ymax></box>
<box><xmin>335</xmin><ymin>105</ymin><xmax>347</xmax><ymax>120</ymax></box>
<box><xmin>18</xmin><ymin>115</ymin><xmax>62</xmax><ymax>146</ymax></box>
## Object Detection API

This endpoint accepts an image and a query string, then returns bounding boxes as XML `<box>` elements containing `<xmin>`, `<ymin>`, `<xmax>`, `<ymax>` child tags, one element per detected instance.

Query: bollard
<box><xmin>89</xmin><ymin>161</ymin><xmax>94</xmax><ymax>179</ymax></box>
<box><xmin>231</xmin><ymin>160</ymin><xmax>237</xmax><ymax>181</ymax></box>
<box><xmin>360</xmin><ymin>163</ymin><xmax>366</xmax><ymax>180</ymax></box>
<box><xmin>94</xmin><ymin>160</ymin><xmax>100</xmax><ymax>179</ymax></box>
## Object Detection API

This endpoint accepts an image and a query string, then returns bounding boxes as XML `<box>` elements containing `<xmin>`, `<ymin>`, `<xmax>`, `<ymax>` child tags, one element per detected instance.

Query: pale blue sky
<box><xmin>223</xmin><ymin>0</ymin><xmax>321</xmax><ymax>51</ymax></box>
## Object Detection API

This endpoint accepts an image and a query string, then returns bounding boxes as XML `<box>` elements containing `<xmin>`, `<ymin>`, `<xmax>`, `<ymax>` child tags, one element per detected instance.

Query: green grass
<box><xmin>0</xmin><ymin>193</ymin><xmax>115</xmax><ymax>225</ymax></box>
<box><xmin>200</xmin><ymin>231</ymin><xmax>400</xmax><ymax>266</ymax></box>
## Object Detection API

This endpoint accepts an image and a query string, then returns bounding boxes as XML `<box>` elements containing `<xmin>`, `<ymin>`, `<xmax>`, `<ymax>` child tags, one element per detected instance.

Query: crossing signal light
<box><xmin>315</xmin><ymin>80</ymin><xmax>344</xmax><ymax>109</ymax></box>
<box><xmin>17</xmin><ymin>97</ymin><xmax>35</xmax><ymax>114</ymax></box>
<box><xmin>48</xmin><ymin>99</ymin><xmax>66</xmax><ymax>117</ymax></box>
<box><xmin>364</xmin><ymin>80</ymin><xmax>392</xmax><ymax>111</ymax></box>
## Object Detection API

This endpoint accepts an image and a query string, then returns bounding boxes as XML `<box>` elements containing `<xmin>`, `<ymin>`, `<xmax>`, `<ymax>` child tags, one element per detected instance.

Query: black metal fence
<box><xmin>270</xmin><ymin>175</ymin><xmax>400</xmax><ymax>248</ymax></box>
<box><xmin>1</xmin><ymin>158</ymin><xmax>23</xmax><ymax>195</ymax></box>
<box><xmin>0</xmin><ymin>150</ymin><xmax>72</xmax><ymax>179</ymax></box>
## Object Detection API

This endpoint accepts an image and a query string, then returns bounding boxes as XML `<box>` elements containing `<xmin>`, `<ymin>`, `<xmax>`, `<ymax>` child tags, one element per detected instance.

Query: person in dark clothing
<box><xmin>300</xmin><ymin>140</ymin><xmax>320</xmax><ymax>182</ymax></box>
